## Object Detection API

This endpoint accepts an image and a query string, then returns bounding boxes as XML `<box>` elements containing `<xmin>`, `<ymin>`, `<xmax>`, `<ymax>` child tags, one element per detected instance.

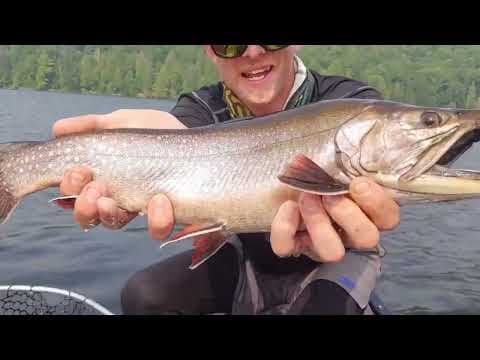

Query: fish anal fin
<box><xmin>159</xmin><ymin>222</ymin><xmax>225</xmax><ymax>249</ymax></box>
<box><xmin>190</xmin><ymin>231</ymin><xmax>230</xmax><ymax>270</ymax></box>
<box><xmin>278</xmin><ymin>154</ymin><xmax>349</xmax><ymax>195</ymax></box>
<box><xmin>173</xmin><ymin>223</ymin><xmax>224</xmax><ymax>241</ymax></box>
<box><xmin>49</xmin><ymin>195</ymin><xmax>79</xmax><ymax>210</ymax></box>
<box><xmin>158</xmin><ymin>222</ymin><xmax>230</xmax><ymax>270</ymax></box>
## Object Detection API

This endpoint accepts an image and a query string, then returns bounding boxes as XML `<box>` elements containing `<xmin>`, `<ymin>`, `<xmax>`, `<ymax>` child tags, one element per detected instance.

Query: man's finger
<box><xmin>349</xmin><ymin>177</ymin><xmax>400</xmax><ymax>231</ymax></box>
<box><xmin>98</xmin><ymin>197</ymin><xmax>137</xmax><ymax>230</ymax></box>
<box><xmin>74</xmin><ymin>181</ymin><xmax>109</xmax><ymax>230</ymax></box>
<box><xmin>53</xmin><ymin>114</ymin><xmax>103</xmax><ymax>138</ymax></box>
<box><xmin>293</xmin><ymin>231</ymin><xmax>327</xmax><ymax>262</ymax></box>
<box><xmin>147</xmin><ymin>194</ymin><xmax>175</xmax><ymax>241</ymax></box>
<box><xmin>60</xmin><ymin>166</ymin><xmax>94</xmax><ymax>196</ymax></box>
<box><xmin>270</xmin><ymin>201</ymin><xmax>300</xmax><ymax>258</ymax></box>
<box><xmin>299</xmin><ymin>193</ymin><xmax>345</xmax><ymax>262</ymax></box>
<box><xmin>322</xmin><ymin>195</ymin><xmax>379</xmax><ymax>250</ymax></box>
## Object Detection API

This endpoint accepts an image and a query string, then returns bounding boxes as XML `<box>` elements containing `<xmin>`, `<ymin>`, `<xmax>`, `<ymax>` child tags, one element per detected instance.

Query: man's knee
<box><xmin>289</xmin><ymin>252</ymin><xmax>382</xmax><ymax>315</ymax></box>
<box><xmin>121</xmin><ymin>269</ymin><xmax>172</xmax><ymax>315</ymax></box>
<box><xmin>299</xmin><ymin>279</ymin><xmax>364</xmax><ymax>315</ymax></box>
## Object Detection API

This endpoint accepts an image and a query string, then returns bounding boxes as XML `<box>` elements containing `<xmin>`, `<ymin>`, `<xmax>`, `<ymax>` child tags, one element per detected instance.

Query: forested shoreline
<box><xmin>1</xmin><ymin>45</ymin><xmax>480</xmax><ymax>108</ymax></box>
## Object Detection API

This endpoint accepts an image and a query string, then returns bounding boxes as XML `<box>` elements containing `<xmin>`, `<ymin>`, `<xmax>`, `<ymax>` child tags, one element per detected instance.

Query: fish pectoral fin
<box><xmin>159</xmin><ymin>222</ymin><xmax>230</xmax><ymax>270</ymax></box>
<box><xmin>278</xmin><ymin>154</ymin><xmax>349</xmax><ymax>195</ymax></box>
<box><xmin>48</xmin><ymin>195</ymin><xmax>79</xmax><ymax>210</ymax></box>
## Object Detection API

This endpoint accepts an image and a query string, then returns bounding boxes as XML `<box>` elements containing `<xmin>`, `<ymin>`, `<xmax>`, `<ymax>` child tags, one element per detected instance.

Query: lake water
<box><xmin>1</xmin><ymin>88</ymin><xmax>480</xmax><ymax>315</ymax></box>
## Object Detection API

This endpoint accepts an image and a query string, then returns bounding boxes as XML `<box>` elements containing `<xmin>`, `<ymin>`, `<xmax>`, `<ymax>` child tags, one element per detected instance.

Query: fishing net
<box><xmin>0</xmin><ymin>285</ymin><xmax>114</xmax><ymax>315</ymax></box>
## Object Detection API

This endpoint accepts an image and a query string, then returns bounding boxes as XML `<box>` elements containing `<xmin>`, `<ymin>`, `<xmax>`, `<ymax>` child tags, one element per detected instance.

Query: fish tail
<box><xmin>0</xmin><ymin>183</ymin><xmax>18</xmax><ymax>225</ymax></box>
<box><xmin>0</xmin><ymin>141</ymin><xmax>40</xmax><ymax>224</ymax></box>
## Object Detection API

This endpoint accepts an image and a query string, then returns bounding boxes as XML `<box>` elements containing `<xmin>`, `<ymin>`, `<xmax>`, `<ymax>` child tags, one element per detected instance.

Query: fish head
<box><xmin>335</xmin><ymin>101</ymin><xmax>480</xmax><ymax>200</ymax></box>
<box><xmin>357</xmin><ymin>103</ymin><xmax>476</xmax><ymax>179</ymax></box>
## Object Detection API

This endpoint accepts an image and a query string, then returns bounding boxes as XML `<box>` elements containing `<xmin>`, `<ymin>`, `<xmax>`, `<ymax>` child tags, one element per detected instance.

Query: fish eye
<box><xmin>421</xmin><ymin>112</ymin><xmax>443</xmax><ymax>127</ymax></box>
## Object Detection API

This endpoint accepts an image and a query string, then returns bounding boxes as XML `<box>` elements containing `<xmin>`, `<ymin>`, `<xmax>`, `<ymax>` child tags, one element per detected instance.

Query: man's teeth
<box><xmin>243</xmin><ymin>66</ymin><xmax>272</xmax><ymax>79</ymax></box>
<box><xmin>249</xmin><ymin>74</ymin><xmax>265</xmax><ymax>80</ymax></box>
<box><xmin>250</xmin><ymin>67</ymin><xmax>269</xmax><ymax>75</ymax></box>
<box><xmin>243</xmin><ymin>66</ymin><xmax>273</xmax><ymax>81</ymax></box>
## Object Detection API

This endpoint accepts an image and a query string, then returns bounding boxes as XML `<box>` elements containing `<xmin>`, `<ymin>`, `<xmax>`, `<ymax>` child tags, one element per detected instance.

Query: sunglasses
<box><xmin>211</xmin><ymin>45</ymin><xmax>289</xmax><ymax>59</ymax></box>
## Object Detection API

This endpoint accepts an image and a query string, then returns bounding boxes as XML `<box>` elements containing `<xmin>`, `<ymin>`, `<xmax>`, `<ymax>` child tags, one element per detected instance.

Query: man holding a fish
<box><xmin>53</xmin><ymin>45</ymin><xmax>401</xmax><ymax>314</ymax></box>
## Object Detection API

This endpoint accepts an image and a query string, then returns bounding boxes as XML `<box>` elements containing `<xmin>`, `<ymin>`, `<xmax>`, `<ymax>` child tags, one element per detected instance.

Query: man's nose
<box><xmin>242</xmin><ymin>45</ymin><xmax>266</xmax><ymax>59</ymax></box>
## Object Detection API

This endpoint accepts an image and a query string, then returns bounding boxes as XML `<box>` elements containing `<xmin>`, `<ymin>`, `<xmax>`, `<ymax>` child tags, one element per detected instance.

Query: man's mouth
<box><xmin>241</xmin><ymin>65</ymin><xmax>274</xmax><ymax>81</ymax></box>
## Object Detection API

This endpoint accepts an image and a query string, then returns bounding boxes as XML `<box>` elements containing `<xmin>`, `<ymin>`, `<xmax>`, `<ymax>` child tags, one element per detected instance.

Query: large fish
<box><xmin>1</xmin><ymin>98</ymin><xmax>480</xmax><ymax>268</ymax></box>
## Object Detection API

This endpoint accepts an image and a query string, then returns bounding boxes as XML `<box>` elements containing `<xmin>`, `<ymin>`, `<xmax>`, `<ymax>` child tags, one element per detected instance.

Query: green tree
<box><xmin>4</xmin><ymin>44</ymin><xmax>480</xmax><ymax>105</ymax></box>
<box><xmin>466</xmin><ymin>82</ymin><xmax>477</xmax><ymax>109</ymax></box>
<box><xmin>135</xmin><ymin>51</ymin><xmax>153</xmax><ymax>97</ymax></box>
<box><xmin>0</xmin><ymin>46</ymin><xmax>11</xmax><ymax>87</ymax></box>
<box><xmin>79</xmin><ymin>54</ymin><xmax>98</xmax><ymax>92</ymax></box>
<box><xmin>151</xmin><ymin>50</ymin><xmax>184</xmax><ymax>98</ymax></box>
<box><xmin>57</xmin><ymin>49</ymin><xmax>81</xmax><ymax>91</ymax></box>
<box><xmin>35</xmin><ymin>50</ymin><xmax>55</xmax><ymax>90</ymax></box>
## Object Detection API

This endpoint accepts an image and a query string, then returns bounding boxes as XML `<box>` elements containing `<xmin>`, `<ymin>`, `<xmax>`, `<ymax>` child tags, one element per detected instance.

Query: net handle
<box><xmin>0</xmin><ymin>285</ymin><xmax>115</xmax><ymax>315</ymax></box>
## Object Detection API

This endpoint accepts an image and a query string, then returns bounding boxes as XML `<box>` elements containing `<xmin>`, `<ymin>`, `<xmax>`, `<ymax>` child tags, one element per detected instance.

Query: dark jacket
<box><xmin>171</xmin><ymin>70</ymin><xmax>383</xmax><ymax>127</ymax></box>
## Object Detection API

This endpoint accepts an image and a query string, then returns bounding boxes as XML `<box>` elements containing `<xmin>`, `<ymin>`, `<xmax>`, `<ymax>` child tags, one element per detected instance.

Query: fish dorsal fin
<box><xmin>278</xmin><ymin>154</ymin><xmax>349</xmax><ymax>195</ymax></box>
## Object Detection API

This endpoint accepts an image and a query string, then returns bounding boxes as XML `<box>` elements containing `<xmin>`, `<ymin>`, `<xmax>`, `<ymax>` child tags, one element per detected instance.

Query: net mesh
<box><xmin>0</xmin><ymin>286</ymin><xmax>113</xmax><ymax>315</ymax></box>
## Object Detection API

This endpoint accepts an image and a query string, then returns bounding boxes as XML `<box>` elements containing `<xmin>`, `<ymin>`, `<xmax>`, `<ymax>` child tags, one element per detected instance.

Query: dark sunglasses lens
<box><xmin>263</xmin><ymin>45</ymin><xmax>289</xmax><ymax>51</ymax></box>
<box><xmin>212</xmin><ymin>45</ymin><xmax>247</xmax><ymax>58</ymax></box>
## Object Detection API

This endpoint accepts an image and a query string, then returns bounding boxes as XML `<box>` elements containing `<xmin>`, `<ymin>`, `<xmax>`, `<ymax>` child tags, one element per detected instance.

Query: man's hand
<box><xmin>54</xmin><ymin>109</ymin><xmax>184</xmax><ymax>238</ymax></box>
<box><xmin>270</xmin><ymin>177</ymin><xmax>400</xmax><ymax>262</ymax></box>
<box><xmin>53</xmin><ymin>109</ymin><xmax>185</xmax><ymax>137</ymax></box>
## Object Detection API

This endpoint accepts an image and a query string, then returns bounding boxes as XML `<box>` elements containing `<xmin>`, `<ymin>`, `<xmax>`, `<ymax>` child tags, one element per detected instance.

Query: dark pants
<box><xmin>121</xmin><ymin>244</ymin><xmax>363</xmax><ymax>315</ymax></box>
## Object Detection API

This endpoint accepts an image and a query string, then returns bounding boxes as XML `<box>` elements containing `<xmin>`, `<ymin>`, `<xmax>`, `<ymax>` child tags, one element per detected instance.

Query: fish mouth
<box><xmin>398</xmin><ymin>124</ymin><xmax>463</xmax><ymax>182</ymax></box>
<box><xmin>437</xmin><ymin>128</ymin><xmax>480</xmax><ymax>166</ymax></box>
<box><xmin>388</xmin><ymin>127</ymin><xmax>480</xmax><ymax>195</ymax></box>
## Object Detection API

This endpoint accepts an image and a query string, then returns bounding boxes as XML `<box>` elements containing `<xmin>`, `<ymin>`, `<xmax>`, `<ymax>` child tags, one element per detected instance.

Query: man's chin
<box><xmin>241</xmin><ymin>92</ymin><xmax>276</xmax><ymax>108</ymax></box>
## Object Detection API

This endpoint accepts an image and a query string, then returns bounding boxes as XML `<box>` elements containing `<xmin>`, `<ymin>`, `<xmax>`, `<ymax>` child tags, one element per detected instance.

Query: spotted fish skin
<box><xmin>1</xmin><ymin>97</ymin><xmax>480</xmax><ymax>234</ymax></box>
<box><xmin>0</xmin><ymin>123</ymin><xmax>332</xmax><ymax>232</ymax></box>
<box><xmin>0</xmin><ymin>98</ymin><xmax>365</xmax><ymax>231</ymax></box>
